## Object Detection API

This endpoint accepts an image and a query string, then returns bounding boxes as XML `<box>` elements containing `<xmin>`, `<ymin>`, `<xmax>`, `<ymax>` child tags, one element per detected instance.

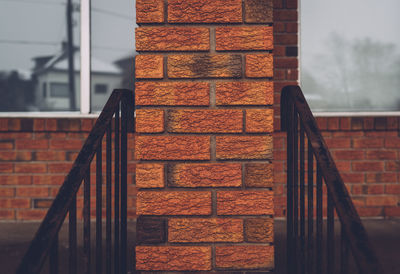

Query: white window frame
<box><xmin>299</xmin><ymin>0</ymin><xmax>400</xmax><ymax>117</ymax></box>
<box><xmin>0</xmin><ymin>0</ymin><xmax>95</xmax><ymax>118</ymax></box>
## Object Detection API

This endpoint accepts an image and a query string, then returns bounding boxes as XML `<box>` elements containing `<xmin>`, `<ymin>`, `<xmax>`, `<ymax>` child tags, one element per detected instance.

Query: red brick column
<box><xmin>135</xmin><ymin>0</ymin><xmax>274</xmax><ymax>272</ymax></box>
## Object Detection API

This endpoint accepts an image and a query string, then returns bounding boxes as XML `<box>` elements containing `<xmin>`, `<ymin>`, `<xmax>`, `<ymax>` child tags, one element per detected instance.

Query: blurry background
<box><xmin>301</xmin><ymin>0</ymin><xmax>400</xmax><ymax>112</ymax></box>
<box><xmin>0</xmin><ymin>0</ymin><xmax>136</xmax><ymax>112</ymax></box>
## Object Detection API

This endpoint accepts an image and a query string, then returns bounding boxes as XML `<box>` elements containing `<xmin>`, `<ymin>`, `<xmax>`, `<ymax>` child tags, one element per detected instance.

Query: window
<box><xmin>0</xmin><ymin>0</ymin><xmax>136</xmax><ymax>114</ymax></box>
<box><xmin>50</xmin><ymin>83</ymin><xmax>69</xmax><ymax>98</ymax></box>
<box><xmin>301</xmin><ymin>0</ymin><xmax>400</xmax><ymax>112</ymax></box>
<box><xmin>94</xmin><ymin>84</ymin><xmax>107</xmax><ymax>94</ymax></box>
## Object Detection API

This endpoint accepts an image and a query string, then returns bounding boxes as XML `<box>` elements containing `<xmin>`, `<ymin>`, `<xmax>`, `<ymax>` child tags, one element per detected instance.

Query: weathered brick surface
<box><xmin>136</xmin><ymin>164</ymin><xmax>164</xmax><ymax>188</ymax></box>
<box><xmin>168</xmin><ymin>0</ymin><xmax>242</xmax><ymax>23</ymax></box>
<box><xmin>135</xmin><ymin>109</ymin><xmax>164</xmax><ymax>133</ymax></box>
<box><xmin>136</xmin><ymin>27</ymin><xmax>210</xmax><ymax>51</ymax></box>
<box><xmin>135</xmin><ymin>55</ymin><xmax>163</xmax><ymax>79</ymax></box>
<box><xmin>137</xmin><ymin>191</ymin><xmax>211</xmax><ymax>215</ymax></box>
<box><xmin>217</xmin><ymin>191</ymin><xmax>274</xmax><ymax>215</ymax></box>
<box><xmin>216</xmin><ymin>136</ymin><xmax>273</xmax><ymax>160</ymax></box>
<box><xmin>167</xmin><ymin>54</ymin><xmax>242</xmax><ymax>78</ymax></box>
<box><xmin>245</xmin><ymin>163</ymin><xmax>273</xmax><ymax>187</ymax></box>
<box><xmin>168</xmin><ymin>218</ymin><xmax>243</xmax><ymax>242</ymax></box>
<box><xmin>137</xmin><ymin>217</ymin><xmax>166</xmax><ymax>244</ymax></box>
<box><xmin>216</xmin><ymin>27</ymin><xmax>273</xmax><ymax>51</ymax></box>
<box><xmin>167</xmin><ymin>163</ymin><xmax>242</xmax><ymax>187</ymax></box>
<box><xmin>244</xmin><ymin>0</ymin><xmax>273</xmax><ymax>23</ymax></box>
<box><xmin>216</xmin><ymin>82</ymin><xmax>274</xmax><ymax>105</ymax></box>
<box><xmin>135</xmin><ymin>136</ymin><xmax>210</xmax><ymax>160</ymax></box>
<box><xmin>167</xmin><ymin>109</ymin><xmax>243</xmax><ymax>133</ymax></box>
<box><xmin>136</xmin><ymin>0</ymin><xmax>164</xmax><ymax>23</ymax></box>
<box><xmin>136</xmin><ymin>246</ymin><xmax>212</xmax><ymax>271</ymax></box>
<box><xmin>135</xmin><ymin>82</ymin><xmax>210</xmax><ymax>106</ymax></box>
<box><xmin>215</xmin><ymin>245</ymin><xmax>274</xmax><ymax>269</ymax></box>
<box><xmin>246</xmin><ymin>54</ymin><xmax>273</xmax><ymax>78</ymax></box>
<box><xmin>246</xmin><ymin>109</ymin><xmax>274</xmax><ymax>133</ymax></box>
<box><xmin>245</xmin><ymin>218</ymin><xmax>274</xmax><ymax>242</ymax></box>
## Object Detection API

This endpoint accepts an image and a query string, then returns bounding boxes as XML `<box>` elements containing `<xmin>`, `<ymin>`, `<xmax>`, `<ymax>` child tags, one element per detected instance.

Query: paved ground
<box><xmin>1</xmin><ymin>219</ymin><xmax>399</xmax><ymax>273</ymax></box>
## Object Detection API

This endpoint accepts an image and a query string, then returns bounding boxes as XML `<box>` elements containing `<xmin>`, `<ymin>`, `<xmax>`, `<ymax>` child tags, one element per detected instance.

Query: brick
<box><xmin>366</xmin><ymin>150</ymin><xmax>397</xmax><ymax>160</ymax></box>
<box><xmin>0</xmin><ymin>209</ymin><xmax>14</xmax><ymax>220</ymax></box>
<box><xmin>353</xmin><ymin>138</ymin><xmax>384</xmax><ymax>148</ymax></box>
<box><xmin>246</xmin><ymin>109</ymin><xmax>274</xmax><ymax>133</ymax></box>
<box><xmin>33</xmin><ymin>199</ymin><xmax>53</xmax><ymax>208</ymax></box>
<box><xmin>168</xmin><ymin>218</ymin><xmax>243</xmax><ymax>242</ymax></box>
<box><xmin>56</xmin><ymin>119</ymin><xmax>81</xmax><ymax>131</ymax></box>
<box><xmin>246</xmin><ymin>54</ymin><xmax>273</xmax><ymax>78</ymax></box>
<box><xmin>245</xmin><ymin>163</ymin><xmax>273</xmax><ymax>187</ymax></box>
<box><xmin>14</xmin><ymin>139</ymin><xmax>48</xmax><ymax>149</ymax></box>
<box><xmin>137</xmin><ymin>217</ymin><xmax>166</xmax><ymax>244</ymax></box>
<box><xmin>32</xmin><ymin>175</ymin><xmax>64</xmax><ymax>185</ymax></box>
<box><xmin>17</xmin><ymin>209</ymin><xmax>46</xmax><ymax>220</ymax></box>
<box><xmin>385</xmin><ymin>207</ymin><xmax>400</xmax><ymax>217</ymax></box>
<box><xmin>245</xmin><ymin>218</ymin><xmax>273</xmax><ymax>242</ymax></box>
<box><xmin>136</xmin><ymin>0</ymin><xmax>164</xmax><ymax>23</ymax></box>
<box><xmin>15</xmin><ymin>163</ymin><xmax>46</xmax><ymax>173</ymax></box>
<box><xmin>286</xmin><ymin>22</ymin><xmax>298</xmax><ymax>33</ymax></box>
<box><xmin>0</xmin><ymin>175</ymin><xmax>31</xmax><ymax>185</ymax></box>
<box><xmin>167</xmin><ymin>109</ymin><xmax>242</xmax><ymax>133</ymax></box>
<box><xmin>168</xmin><ymin>54</ymin><xmax>242</xmax><ymax>78</ymax></box>
<box><xmin>385</xmin><ymin>137</ymin><xmax>400</xmax><ymax>148</ymax></box>
<box><xmin>48</xmin><ymin>163</ymin><xmax>73</xmax><ymax>173</ymax></box>
<box><xmin>167</xmin><ymin>163</ymin><xmax>242</xmax><ymax>187</ymax></box>
<box><xmin>217</xmin><ymin>191</ymin><xmax>273</xmax><ymax>215</ymax></box>
<box><xmin>0</xmin><ymin>188</ymin><xmax>14</xmax><ymax>197</ymax></box>
<box><xmin>352</xmin><ymin>162</ymin><xmax>384</xmax><ymax>172</ymax></box>
<box><xmin>35</xmin><ymin>151</ymin><xmax>66</xmax><ymax>161</ymax></box>
<box><xmin>136</xmin><ymin>109</ymin><xmax>164</xmax><ymax>133</ymax></box>
<box><xmin>273</xmin><ymin>9</ymin><xmax>297</xmax><ymax>21</ymax></box>
<box><xmin>135</xmin><ymin>82</ymin><xmax>209</xmax><ymax>106</ymax></box>
<box><xmin>135</xmin><ymin>55</ymin><xmax>163</xmax><ymax>79</ymax></box>
<box><xmin>244</xmin><ymin>0</ymin><xmax>273</xmax><ymax>23</ymax></box>
<box><xmin>0</xmin><ymin>140</ymin><xmax>14</xmax><ymax>149</ymax></box>
<box><xmin>137</xmin><ymin>191</ymin><xmax>211</xmax><ymax>215</ymax></box>
<box><xmin>168</xmin><ymin>0</ymin><xmax>242</xmax><ymax>23</ymax></box>
<box><xmin>325</xmin><ymin>138</ymin><xmax>351</xmax><ymax>149</ymax></box>
<box><xmin>135</xmin><ymin>136</ymin><xmax>210</xmax><ymax>160</ymax></box>
<box><xmin>341</xmin><ymin>173</ymin><xmax>364</xmax><ymax>184</ymax></box>
<box><xmin>216</xmin><ymin>136</ymin><xmax>273</xmax><ymax>160</ymax></box>
<box><xmin>386</xmin><ymin>161</ymin><xmax>400</xmax><ymax>172</ymax></box>
<box><xmin>136</xmin><ymin>164</ymin><xmax>164</xmax><ymax>188</ymax></box>
<box><xmin>365</xmin><ymin>196</ymin><xmax>397</xmax><ymax>206</ymax></box>
<box><xmin>216</xmin><ymin>82</ymin><xmax>273</xmax><ymax>106</ymax></box>
<box><xmin>386</xmin><ymin>185</ymin><xmax>400</xmax><ymax>194</ymax></box>
<box><xmin>136</xmin><ymin>246</ymin><xmax>211</xmax><ymax>271</ymax></box>
<box><xmin>16</xmin><ymin>187</ymin><xmax>48</xmax><ymax>197</ymax></box>
<box><xmin>215</xmin><ymin>245</ymin><xmax>274</xmax><ymax>269</ymax></box>
<box><xmin>50</xmin><ymin>139</ymin><xmax>82</xmax><ymax>150</ymax></box>
<box><xmin>0</xmin><ymin>198</ymin><xmax>30</xmax><ymax>208</ymax></box>
<box><xmin>216</xmin><ymin>26</ymin><xmax>273</xmax><ymax>51</ymax></box>
<box><xmin>366</xmin><ymin>173</ymin><xmax>397</xmax><ymax>183</ymax></box>
<box><xmin>333</xmin><ymin>150</ymin><xmax>363</xmax><ymax>160</ymax></box>
<box><xmin>136</xmin><ymin>27</ymin><xmax>210</xmax><ymax>51</ymax></box>
<box><xmin>274</xmin><ymin>57</ymin><xmax>298</xmax><ymax>68</ymax></box>
<box><xmin>275</xmin><ymin>34</ymin><xmax>297</xmax><ymax>45</ymax></box>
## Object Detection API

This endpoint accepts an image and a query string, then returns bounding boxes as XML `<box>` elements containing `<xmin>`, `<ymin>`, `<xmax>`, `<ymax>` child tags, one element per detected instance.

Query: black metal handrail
<box><xmin>281</xmin><ymin>85</ymin><xmax>383</xmax><ymax>274</ymax></box>
<box><xmin>16</xmin><ymin>89</ymin><xmax>134</xmax><ymax>274</ymax></box>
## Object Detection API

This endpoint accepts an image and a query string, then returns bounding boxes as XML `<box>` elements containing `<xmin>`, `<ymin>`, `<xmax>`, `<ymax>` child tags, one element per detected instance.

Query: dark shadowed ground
<box><xmin>0</xmin><ymin>219</ymin><xmax>399</xmax><ymax>273</ymax></box>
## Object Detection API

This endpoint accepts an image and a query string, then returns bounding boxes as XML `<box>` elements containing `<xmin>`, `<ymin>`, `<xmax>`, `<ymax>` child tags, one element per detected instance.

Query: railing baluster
<box><xmin>69</xmin><ymin>196</ymin><xmax>77</xmax><ymax>274</ymax></box>
<box><xmin>49</xmin><ymin>233</ymin><xmax>58</xmax><ymax>274</ymax></box>
<box><xmin>121</xmin><ymin>96</ymin><xmax>128</xmax><ymax>274</ymax></box>
<box><xmin>286</xmin><ymin>102</ymin><xmax>295</xmax><ymax>274</ymax></box>
<box><xmin>316</xmin><ymin>164</ymin><xmax>323</xmax><ymax>274</ymax></box>
<box><xmin>341</xmin><ymin>225</ymin><xmax>349</xmax><ymax>274</ymax></box>
<box><xmin>300</xmin><ymin>123</ymin><xmax>306</xmax><ymax>274</ymax></box>
<box><xmin>327</xmin><ymin>190</ymin><xmax>335</xmax><ymax>274</ymax></box>
<box><xmin>114</xmin><ymin>105</ymin><xmax>120</xmax><ymax>274</ymax></box>
<box><xmin>293</xmin><ymin>109</ymin><xmax>299</xmax><ymax>274</ymax></box>
<box><xmin>307</xmin><ymin>140</ymin><xmax>314</xmax><ymax>274</ymax></box>
<box><xmin>106</xmin><ymin>123</ymin><xmax>112</xmax><ymax>274</ymax></box>
<box><xmin>83</xmin><ymin>168</ymin><xmax>91</xmax><ymax>274</ymax></box>
<box><xmin>96</xmin><ymin>144</ymin><xmax>103</xmax><ymax>273</ymax></box>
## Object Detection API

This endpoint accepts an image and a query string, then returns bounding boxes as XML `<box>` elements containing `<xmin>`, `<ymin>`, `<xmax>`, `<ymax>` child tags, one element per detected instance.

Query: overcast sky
<box><xmin>0</xmin><ymin>0</ymin><xmax>135</xmax><ymax>72</ymax></box>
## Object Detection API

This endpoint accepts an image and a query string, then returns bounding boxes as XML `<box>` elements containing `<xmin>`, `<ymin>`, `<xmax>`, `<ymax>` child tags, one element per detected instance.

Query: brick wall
<box><xmin>134</xmin><ymin>0</ymin><xmax>274</xmax><ymax>272</ymax></box>
<box><xmin>0</xmin><ymin>118</ymin><xmax>137</xmax><ymax>221</ymax></box>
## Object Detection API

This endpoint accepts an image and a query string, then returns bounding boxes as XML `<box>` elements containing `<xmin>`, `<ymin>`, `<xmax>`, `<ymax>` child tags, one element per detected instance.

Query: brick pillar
<box><xmin>135</xmin><ymin>0</ymin><xmax>274</xmax><ymax>272</ymax></box>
